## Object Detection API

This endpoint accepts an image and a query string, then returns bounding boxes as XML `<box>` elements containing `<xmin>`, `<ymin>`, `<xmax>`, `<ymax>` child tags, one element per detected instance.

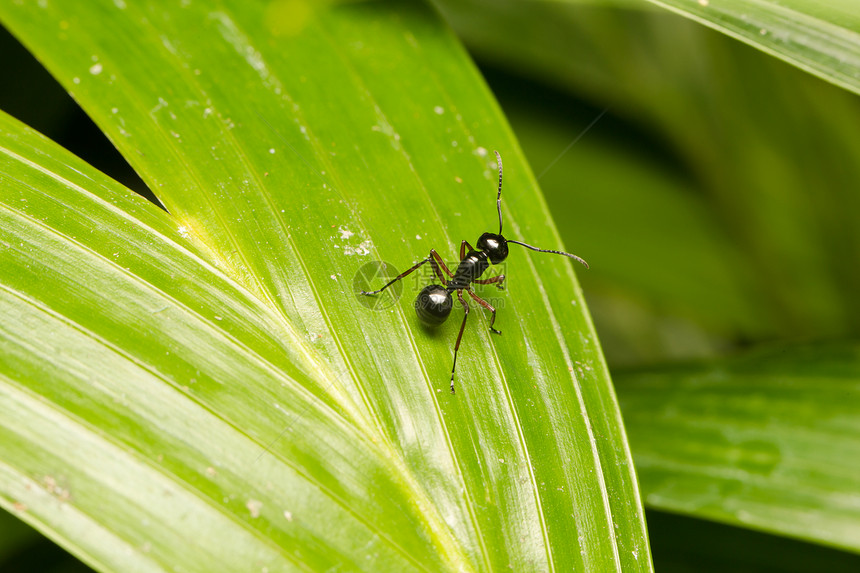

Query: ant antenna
<box><xmin>508</xmin><ymin>239</ymin><xmax>589</xmax><ymax>269</ymax></box>
<box><xmin>494</xmin><ymin>150</ymin><xmax>503</xmax><ymax>235</ymax></box>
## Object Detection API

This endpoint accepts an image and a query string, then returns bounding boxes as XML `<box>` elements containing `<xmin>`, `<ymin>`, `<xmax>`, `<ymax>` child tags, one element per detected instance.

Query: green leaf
<box><xmin>506</xmin><ymin>0</ymin><xmax>860</xmax><ymax>98</ymax></box>
<box><xmin>0</xmin><ymin>1</ymin><xmax>650</xmax><ymax>570</ymax></box>
<box><xmin>616</xmin><ymin>343</ymin><xmax>860</xmax><ymax>553</ymax></box>
<box><xmin>638</xmin><ymin>0</ymin><xmax>860</xmax><ymax>97</ymax></box>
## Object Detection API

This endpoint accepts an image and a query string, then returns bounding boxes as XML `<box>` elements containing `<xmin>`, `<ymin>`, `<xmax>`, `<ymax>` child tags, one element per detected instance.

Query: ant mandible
<box><xmin>361</xmin><ymin>151</ymin><xmax>588</xmax><ymax>394</ymax></box>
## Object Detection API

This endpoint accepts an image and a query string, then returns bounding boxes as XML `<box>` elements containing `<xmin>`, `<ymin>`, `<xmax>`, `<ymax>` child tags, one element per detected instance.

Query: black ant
<box><xmin>361</xmin><ymin>151</ymin><xmax>588</xmax><ymax>393</ymax></box>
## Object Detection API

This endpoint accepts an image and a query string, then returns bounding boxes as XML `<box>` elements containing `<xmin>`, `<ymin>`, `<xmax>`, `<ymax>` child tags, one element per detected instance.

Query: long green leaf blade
<box><xmin>0</xmin><ymin>109</ymin><xmax>454</xmax><ymax>571</ymax></box>
<box><xmin>616</xmin><ymin>344</ymin><xmax>860</xmax><ymax>553</ymax></box>
<box><xmin>0</xmin><ymin>1</ymin><xmax>650</xmax><ymax>570</ymax></box>
<box><xmin>639</xmin><ymin>0</ymin><xmax>860</xmax><ymax>96</ymax></box>
<box><xmin>516</xmin><ymin>0</ymin><xmax>860</xmax><ymax>97</ymax></box>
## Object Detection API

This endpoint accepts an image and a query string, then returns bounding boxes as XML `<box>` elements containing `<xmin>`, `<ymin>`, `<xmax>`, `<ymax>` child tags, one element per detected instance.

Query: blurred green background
<box><xmin>4</xmin><ymin>0</ymin><xmax>860</xmax><ymax>569</ymax></box>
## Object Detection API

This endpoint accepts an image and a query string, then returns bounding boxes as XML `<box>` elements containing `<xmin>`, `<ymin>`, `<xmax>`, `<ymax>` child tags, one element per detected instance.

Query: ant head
<box><xmin>478</xmin><ymin>232</ymin><xmax>508</xmax><ymax>264</ymax></box>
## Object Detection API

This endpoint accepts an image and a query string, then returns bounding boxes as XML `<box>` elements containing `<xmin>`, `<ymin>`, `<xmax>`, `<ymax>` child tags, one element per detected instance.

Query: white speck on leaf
<box><xmin>89</xmin><ymin>63</ymin><xmax>103</xmax><ymax>75</ymax></box>
<box><xmin>343</xmin><ymin>240</ymin><xmax>373</xmax><ymax>256</ymax></box>
<box><xmin>150</xmin><ymin>97</ymin><xmax>168</xmax><ymax>115</ymax></box>
<box><xmin>434</xmin><ymin>105</ymin><xmax>444</xmax><ymax>115</ymax></box>
<box><xmin>246</xmin><ymin>499</ymin><xmax>263</xmax><ymax>518</ymax></box>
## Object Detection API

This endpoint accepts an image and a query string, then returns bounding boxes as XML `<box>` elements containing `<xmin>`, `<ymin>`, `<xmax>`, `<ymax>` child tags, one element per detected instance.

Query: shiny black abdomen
<box><xmin>448</xmin><ymin>250</ymin><xmax>489</xmax><ymax>291</ymax></box>
<box><xmin>415</xmin><ymin>284</ymin><xmax>453</xmax><ymax>326</ymax></box>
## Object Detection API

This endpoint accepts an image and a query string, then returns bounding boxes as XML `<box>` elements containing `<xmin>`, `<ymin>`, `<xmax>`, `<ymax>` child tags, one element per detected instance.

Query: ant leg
<box><xmin>468</xmin><ymin>291</ymin><xmax>501</xmax><ymax>335</ymax></box>
<box><xmin>363</xmin><ymin>249</ymin><xmax>454</xmax><ymax>295</ymax></box>
<box><xmin>430</xmin><ymin>249</ymin><xmax>454</xmax><ymax>283</ymax></box>
<box><xmin>361</xmin><ymin>255</ymin><xmax>431</xmax><ymax>295</ymax></box>
<box><xmin>450</xmin><ymin>290</ymin><xmax>469</xmax><ymax>394</ymax></box>
<box><xmin>459</xmin><ymin>240</ymin><xmax>476</xmax><ymax>259</ymax></box>
<box><xmin>473</xmin><ymin>274</ymin><xmax>506</xmax><ymax>290</ymax></box>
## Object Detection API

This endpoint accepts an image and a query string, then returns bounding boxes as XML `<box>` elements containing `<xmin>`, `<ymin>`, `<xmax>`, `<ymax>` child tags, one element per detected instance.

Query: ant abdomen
<box><xmin>415</xmin><ymin>284</ymin><xmax>453</xmax><ymax>326</ymax></box>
